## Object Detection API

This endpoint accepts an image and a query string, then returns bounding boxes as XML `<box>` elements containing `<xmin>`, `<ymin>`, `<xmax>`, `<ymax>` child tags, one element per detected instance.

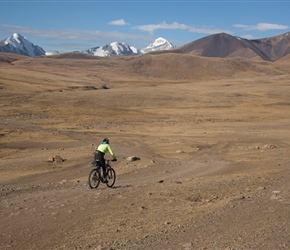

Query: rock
<box><xmin>228</xmin><ymin>195</ymin><xmax>245</xmax><ymax>202</ymax></box>
<box><xmin>54</xmin><ymin>155</ymin><xmax>63</xmax><ymax>163</ymax></box>
<box><xmin>48</xmin><ymin>155</ymin><xmax>64</xmax><ymax>163</ymax></box>
<box><xmin>176</xmin><ymin>150</ymin><xmax>184</xmax><ymax>153</ymax></box>
<box><xmin>263</xmin><ymin>144</ymin><xmax>276</xmax><ymax>149</ymax></box>
<box><xmin>126</xmin><ymin>156</ymin><xmax>140</xmax><ymax>162</ymax></box>
<box><xmin>139</xmin><ymin>206</ymin><xmax>147</xmax><ymax>211</ymax></box>
<box><xmin>47</xmin><ymin>156</ymin><xmax>54</xmax><ymax>162</ymax></box>
<box><xmin>183</xmin><ymin>242</ymin><xmax>193</xmax><ymax>248</ymax></box>
<box><xmin>102</xmin><ymin>84</ymin><xmax>111</xmax><ymax>89</ymax></box>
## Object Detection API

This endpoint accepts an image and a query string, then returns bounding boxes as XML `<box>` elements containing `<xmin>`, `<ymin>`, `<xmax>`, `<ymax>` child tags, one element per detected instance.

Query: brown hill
<box><xmin>169</xmin><ymin>32</ymin><xmax>290</xmax><ymax>62</ymax></box>
<box><xmin>1</xmin><ymin>51</ymin><xmax>289</xmax><ymax>84</ymax></box>
<box><xmin>0</xmin><ymin>52</ymin><xmax>28</xmax><ymax>64</ymax></box>
<box><xmin>171</xmin><ymin>33</ymin><xmax>265</xmax><ymax>60</ymax></box>
<box><xmin>276</xmin><ymin>52</ymin><xmax>290</xmax><ymax>62</ymax></box>
<box><xmin>1</xmin><ymin>51</ymin><xmax>288</xmax><ymax>88</ymax></box>
<box><xmin>251</xmin><ymin>32</ymin><xmax>290</xmax><ymax>61</ymax></box>
<box><xmin>115</xmin><ymin>53</ymin><xmax>286</xmax><ymax>81</ymax></box>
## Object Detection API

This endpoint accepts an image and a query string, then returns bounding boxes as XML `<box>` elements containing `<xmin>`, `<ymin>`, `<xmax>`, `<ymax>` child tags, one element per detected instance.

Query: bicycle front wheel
<box><xmin>88</xmin><ymin>169</ymin><xmax>100</xmax><ymax>189</ymax></box>
<box><xmin>106</xmin><ymin>167</ymin><xmax>116</xmax><ymax>188</ymax></box>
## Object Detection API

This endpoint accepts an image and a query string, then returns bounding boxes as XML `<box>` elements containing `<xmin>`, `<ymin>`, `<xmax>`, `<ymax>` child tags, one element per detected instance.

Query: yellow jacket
<box><xmin>97</xmin><ymin>143</ymin><xmax>116</xmax><ymax>159</ymax></box>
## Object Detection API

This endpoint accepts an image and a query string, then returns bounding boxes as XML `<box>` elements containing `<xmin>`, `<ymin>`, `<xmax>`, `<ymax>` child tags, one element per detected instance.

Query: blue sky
<box><xmin>1</xmin><ymin>0</ymin><xmax>290</xmax><ymax>53</ymax></box>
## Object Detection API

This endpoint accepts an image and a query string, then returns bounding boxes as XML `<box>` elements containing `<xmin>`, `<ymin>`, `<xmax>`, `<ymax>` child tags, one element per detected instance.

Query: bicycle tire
<box><xmin>88</xmin><ymin>169</ymin><xmax>101</xmax><ymax>189</ymax></box>
<box><xmin>106</xmin><ymin>167</ymin><xmax>116</xmax><ymax>188</ymax></box>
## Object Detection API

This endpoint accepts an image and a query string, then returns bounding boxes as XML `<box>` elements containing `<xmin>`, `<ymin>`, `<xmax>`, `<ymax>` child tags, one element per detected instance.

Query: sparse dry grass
<box><xmin>1</xmin><ymin>52</ymin><xmax>290</xmax><ymax>249</ymax></box>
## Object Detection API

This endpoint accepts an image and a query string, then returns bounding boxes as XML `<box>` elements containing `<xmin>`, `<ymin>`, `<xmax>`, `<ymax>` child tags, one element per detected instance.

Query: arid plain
<box><xmin>1</xmin><ymin>52</ymin><xmax>290</xmax><ymax>249</ymax></box>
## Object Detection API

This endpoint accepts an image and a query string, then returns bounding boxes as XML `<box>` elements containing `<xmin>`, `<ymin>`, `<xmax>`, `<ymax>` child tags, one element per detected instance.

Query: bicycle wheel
<box><xmin>88</xmin><ymin>169</ymin><xmax>100</xmax><ymax>189</ymax></box>
<box><xmin>106</xmin><ymin>167</ymin><xmax>116</xmax><ymax>188</ymax></box>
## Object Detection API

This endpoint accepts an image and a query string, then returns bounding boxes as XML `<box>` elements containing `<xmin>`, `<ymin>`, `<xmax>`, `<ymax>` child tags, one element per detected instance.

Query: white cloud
<box><xmin>108</xmin><ymin>19</ymin><xmax>129</xmax><ymax>26</ymax></box>
<box><xmin>0</xmin><ymin>24</ymin><xmax>146</xmax><ymax>43</ymax></box>
<box><xmin>233</xmin><ymin>23</ymin><xmax>289</xmax><ymax>31</ymax></box>
<box><xmin>133</xmin><ymin>21</ymin><xmax>187</xmax><ymax>35</ymax></box>
<box><xmin>133</xmin><ymin>21</ymin><xmax>232</xmax><ymax>35</ymax></box>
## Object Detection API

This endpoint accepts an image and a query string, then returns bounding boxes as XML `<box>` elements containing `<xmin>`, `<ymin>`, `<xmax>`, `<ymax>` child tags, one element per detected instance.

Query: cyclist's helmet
<box><xmin>102</xmin><ymin>138</ymin><xmax>109</xmax><ymax>144</ymax></box>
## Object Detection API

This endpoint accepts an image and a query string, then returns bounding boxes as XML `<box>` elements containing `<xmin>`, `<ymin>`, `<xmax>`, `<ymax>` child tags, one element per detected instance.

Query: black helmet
<box><xmin>102</xmin><ymin>138</ymin><xmax>109</xmax><ymax>144</ymax></box>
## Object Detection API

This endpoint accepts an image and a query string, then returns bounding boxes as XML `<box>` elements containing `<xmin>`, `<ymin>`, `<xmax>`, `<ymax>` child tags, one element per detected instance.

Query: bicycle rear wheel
<box><xmin>88</xmin><ymin>169</ymin><xmax>100</xmax><ymax>189</ymax></box>
<box><xmin>106</xmin><ymin>167</ymin><xmax>116</xmax><ymax>188</ymax></box>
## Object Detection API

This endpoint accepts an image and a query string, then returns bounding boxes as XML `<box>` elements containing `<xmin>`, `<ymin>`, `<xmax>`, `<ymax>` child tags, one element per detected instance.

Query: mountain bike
<box><xmin>88</xmin><ymin>159</ymin><xmax>116</xmax><ymax>189</ymax></box>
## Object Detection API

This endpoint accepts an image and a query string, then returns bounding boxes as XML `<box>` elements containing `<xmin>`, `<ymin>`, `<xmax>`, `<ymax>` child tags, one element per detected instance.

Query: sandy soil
<box><xmin>0</xmin><ymin>53</ymin><xmax>290</xmax><ymax>249</ymax></box>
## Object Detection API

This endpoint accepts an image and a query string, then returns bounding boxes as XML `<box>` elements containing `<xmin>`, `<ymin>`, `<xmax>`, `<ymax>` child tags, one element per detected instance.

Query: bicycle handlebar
<box><xmin>105</xmin><ymin>159</ymin><xmax>117</xmax><ymax>164</ymax></box>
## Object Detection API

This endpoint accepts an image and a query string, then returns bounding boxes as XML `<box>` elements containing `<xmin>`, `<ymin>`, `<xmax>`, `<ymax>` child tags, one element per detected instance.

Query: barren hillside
<box><xmin>1</xmin><ymin>53</ymin><xmax>290</xmax><ymax>249</ymax></box>
<box><xmin>168</xmin><ymin>32</ymin><xmax>290</xmax><ymax>62</ymax></box>
<box><xmin>116</xmin><ymin>53</ymin><xmax>288</xmax><ymax>80</ymax></box>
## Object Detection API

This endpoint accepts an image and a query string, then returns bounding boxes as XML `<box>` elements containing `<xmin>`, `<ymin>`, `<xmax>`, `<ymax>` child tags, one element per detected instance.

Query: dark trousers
<box><xmin>94</xmin><ymin>151</ymin><xmax>106</xmax><ymax>177</ymax></box>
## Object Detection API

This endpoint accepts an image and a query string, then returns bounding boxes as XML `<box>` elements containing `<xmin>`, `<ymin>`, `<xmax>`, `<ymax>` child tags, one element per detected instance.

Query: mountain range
<box><xmin>0</xmin><ymin>33</ymin><xmax>174</xmax><ymax>57</ymax></box>
<box><xmin>83</xmin><ymin>37</ymin><xmax>174</xmax><ymax>56</ymax></box>
<box><xmin>0</xmin><ymin>32</ymin><xmax>290</xmax><ymax>61</ymax></box>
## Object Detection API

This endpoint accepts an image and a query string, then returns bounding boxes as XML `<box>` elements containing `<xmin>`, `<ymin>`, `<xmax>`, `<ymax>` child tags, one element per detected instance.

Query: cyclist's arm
<box><xmin>107</xmin><ymin>145</ymin><xmax>116</xmax><ymax>159</ymax></box>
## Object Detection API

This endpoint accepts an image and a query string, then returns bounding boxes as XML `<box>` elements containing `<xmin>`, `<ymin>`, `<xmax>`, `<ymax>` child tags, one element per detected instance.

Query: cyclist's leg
<box><xmin>102</xmin><ymin>165</ymin><xmax>107</xmax><ymax>180</ymax></box>
<box><xmin>99</xmin><ymin>155</ymin><xmax>106</xmax><ymax>179</ymax></box>
<box><xmin>95</xmin><ymin>151</ymin><xmax>105</xmax><ymax>179</ymax></box>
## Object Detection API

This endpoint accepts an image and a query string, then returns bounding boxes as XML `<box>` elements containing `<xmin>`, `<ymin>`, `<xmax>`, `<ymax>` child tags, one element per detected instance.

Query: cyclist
<box><xmin>94</xmin><ymin>138</ymin><xmax>117</xmax><ymax>181</ymax></box>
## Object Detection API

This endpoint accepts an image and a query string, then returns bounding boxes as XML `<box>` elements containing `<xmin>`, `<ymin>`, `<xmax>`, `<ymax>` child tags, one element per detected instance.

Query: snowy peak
<box><xmin>141</xmin><ymin>37</ymin><xmax>174</xmax><ymax>54</ymax></box>
<box><xmin>0</xmin><ymin>33</ymin><xmax>45</xmax><ymax>57</ymax></box>
<box><xmin>110</xmin><ymin>41</ymin><xmax>132</xmax><ymax>55</ymax></box>
<box><xmin>84</xmin><ymin>41</ymin><xmax>136</xmax><ymax>57</ymax></box>
<box><xmin>6</xmin><ymin>33</ymin><xmax>25</xmax><ymax>46</ymax></box>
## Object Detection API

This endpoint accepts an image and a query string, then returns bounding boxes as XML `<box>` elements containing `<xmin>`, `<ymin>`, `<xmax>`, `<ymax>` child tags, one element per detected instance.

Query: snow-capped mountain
<box><xmin>83</xmin><ymin>37</ymin><xmax>173</xmax><ymax>57</ymax></box>
<box><xmin>140</xmin><ymin>37</ymin><xmax>174</xmax><ymax>54</ymax></box>
<box><xmin>84</xmin><ymin>41</ymin><xmax>138</xmax><ymax>57</ymax></box>
<box><xmin>0</xmin><ymin>33</ymin><xmax>46</xmax><ymax>57</ymax></box>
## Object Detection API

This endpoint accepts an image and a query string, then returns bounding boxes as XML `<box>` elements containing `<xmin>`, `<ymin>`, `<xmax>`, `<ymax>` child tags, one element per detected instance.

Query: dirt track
<box><xmin>1</xmin><ymin>53</ymin><xmax>290</xmax><ymax>249</ymax></box>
